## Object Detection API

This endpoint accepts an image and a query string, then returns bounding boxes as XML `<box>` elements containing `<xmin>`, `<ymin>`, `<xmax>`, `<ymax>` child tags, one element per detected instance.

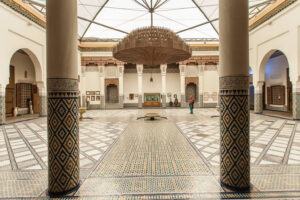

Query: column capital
<box><xmin>137</xmin><ymin>64</ymin><xmax>143</xmax><ymax>75</ymax></box>
<box><xmin>118</xmin><ymin>65</ymin><xmax>124</xmax><ymax>77</ymax></box>
<box><xmin>292</xmin><ymin>81</ymin><xmax>300</xmax><ymax>92</ymax></box>
<box><xmin>179</xmin><ymin>64</ymin><xmax>186</xmax><ymax>76</ymax></box>
<box><xmin>255</xmin><ymin>81</ymin><xmax>264</xmax><ymax>88</ymax></box>
<box><xmin>160</xmin><ymin>64</ymin><xmax>167</xmax><ymax>75</ymax></box>
<box><xmin>198</xmin><ymin>65</ymin><xmax>204</xmax><ymax>75</ymax></box>
<box><xmin>99</xmin><ymin>65</ymin><xmax>105</xmax><ymax>77</ymax></box>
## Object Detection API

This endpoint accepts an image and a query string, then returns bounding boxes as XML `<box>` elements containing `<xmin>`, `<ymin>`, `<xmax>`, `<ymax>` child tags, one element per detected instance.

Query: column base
<box><xmin>39</xmin><ymin>95</ymin><xmax>47</xmax><ymax>117</ymax></box>
<box><xmin>254</xmin><ymin>93</ymin><xmax>263</xmax><ymax>114</ymax></box>
<box><xmin>81</xmin><ymin>95</ymin><xmax>87</xmax><ymax>108</ymax></box>
<box><xmin>199</xmin><ymin>94</ymin><xmax>204</xmax><ymax>108</ymax></box>
<box><xmin>162</xmin><ymin>94</ymin><xmax>166</xmax><ymax>108</ymax></box>
<box><xmin>48</xmin><ymin>183</ymin><xmax>81</xmax><ymax>197</ymax></box>
<box><xmin>181</xmin><ymin>95</ymin><xmax>186</xmax><ymax>108</ymax></box>
<box><xmin>138</xmin><ymin>95</ymin><xmax>143</xmax><ymax>108</ymax></box>
<box><xmin>0</xmin><ymin>94</ymin><xmax>5</xmax><ymax>125</ymax></box>
<box><xmin>293</xmin><ymin>92</ymin><xmax>300</xmax><ymax>120</ymax></box>
<box><xmin>119</xmin><ymin>95</ymin><xmax>124</xmax><ymax>108</ymax></box>
<box><xmin>100</xmin><ymin>95</ymin><xmax>105</xmax><ymax>109</ymax></box>
<box><xmin>221</xmin><ymin>181</ymin><xmax>251</xmax><ymax>192</ymax></box>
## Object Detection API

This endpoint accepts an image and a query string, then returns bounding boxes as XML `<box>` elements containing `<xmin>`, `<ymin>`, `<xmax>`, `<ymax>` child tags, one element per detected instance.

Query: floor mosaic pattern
<box><xmin>0</xmin><ymin>109</ymin><xmax>300</xmax><ymax>199</ymax></box>
<box><xmin>176</xmin><ymin>116</ymin><xmax>300</xmax><ymax>167</ymax></box>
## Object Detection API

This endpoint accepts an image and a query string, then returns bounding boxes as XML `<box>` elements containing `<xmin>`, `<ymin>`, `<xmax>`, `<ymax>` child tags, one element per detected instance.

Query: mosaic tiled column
<box><xmin>137</xmin><ymin>64</ymin><xmax>143</xmax><ymax>108</ymax></box>
<box><xmin>118</xmin><ymin>65</ymin><xmax>124</xmax><ymax>108</ymax></box>
<box><xmin>99</xmin><ymin>66</ymin><xmax>105</xmax><ymax>109</ymax></box>
<box><xmin>219</xmin><ymin>0</ymin><xmax>250</xmax><ymax>190</ymax></box>
<box><xmin>180</xmin><ymin>64</ymin><xmax>186</xmax><ymax>108</ymax></box>
<box><xmin>0</xmin><ymin>85</ymin><xmax>5</xmax><ymax>125</ymax></box>
<box><xmin>47</xmin><ymin>0</ymin><xmax>80</xmax><ymax>195</ymax></box>
<box><xmin>254</xmin><ymin>82</ymin><xmax>264</xmax><ymax>114</ymax></box>
<box><xmin>161</xmin><ymin>64</ymin><xmax>167</xmax><ymax>108</ymax></box>
<box><xmin>198</xmin><ymin>65</ymin><xmax>204</xmax><ymax>108</ymax></box>
<box><xmin>293</xmin><ymin>82</ymin><xmax>300</xmax><ymax>120</ymax></box>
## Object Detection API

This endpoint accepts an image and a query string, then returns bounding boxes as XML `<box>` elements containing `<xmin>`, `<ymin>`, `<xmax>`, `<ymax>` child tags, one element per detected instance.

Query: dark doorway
<box><xmin>106</xmin><ymin>84</ymin><xmax>119</xmax><ymax>103</ymax></box>
<box><xmin>186</xmin><ymin>83</ymin><xmax>197</xmax><ymax>102</ymax></box>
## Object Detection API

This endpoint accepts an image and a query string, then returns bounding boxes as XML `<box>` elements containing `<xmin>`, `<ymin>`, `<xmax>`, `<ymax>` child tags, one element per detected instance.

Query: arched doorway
<box><xmin>260</xmin><ymin>50</ymin><xmax>292</xmax><ymax>113</ymax></box>
<box><xmin>186</xmin><ymin>83</ymin><xmax>197</xmax><ymax>102</ymax></box>
<box><xmin>106</xmin><ymin>84</ymin><xmax>119</xmax><ymax>103</ymax></box>
<box><xmin>5</xmin><ymin>49</ymin><xmax>40</xmax><ymax>117</ymax></box>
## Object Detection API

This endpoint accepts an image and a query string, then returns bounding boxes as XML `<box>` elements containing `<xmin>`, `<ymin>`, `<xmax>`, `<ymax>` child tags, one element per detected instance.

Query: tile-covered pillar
<box><xmin>219</xmin><ymin>0</ymin><xmax>250</xmax><ymax>190</ymax></box>
<box><xmin>254</xmin><ymin>81</ymin><xmax>264</xmax><ymax>114</ymax></box>
<box><xmin>99</xmin><ymin>66</ymin><xmax>105</xmax><ymax>109</ymax></box>
<box><xmin>0</xmin><ymin>84</ymin><xmax>5</xmax><ymax>125</ymax></box>
<box><xmin>293</xmin><ymin>82</ymin><xmax>300</xmax><ymax>120</ymax></box>
<box><xmin>198</xmin><ymin>65</ymin><xmax>204</xmax><ymax>108</ymax></box>
<box><xmin>137</xmin><ymin>64</ymin><xmax>143</xmax><ymax>108</ymax></box>
<box><xmin>118</xmin><ymin>65</ymin><xmax>124</xmax><ymax>108</ymax></box>
<box><xmin>46</xmin><ymin>0</ymin><xmax>80</xmax><ymax>195</ymax></box>
<box><xmin>161</xmin><ymin>64</ymin><xmax>167</xmax><ymax>108</ymax></box>
<box><xmin>180</xmin><ymin>64</ymin><xmax>186</xmax><ymax>108</ymax></box>
<box><xmin>37</xmin><ymin>82</ymin><xmax>47</xmax><ymax>117</ymax></box>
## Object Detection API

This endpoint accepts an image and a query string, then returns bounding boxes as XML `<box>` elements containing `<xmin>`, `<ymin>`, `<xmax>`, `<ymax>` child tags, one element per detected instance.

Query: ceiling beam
<box><xmin>250</xmin><ymin>0</ymin><xmax>275</xmax><ymax>9</ymax></box>
<box><xmin>80</xmin><ymin>0</ymin><xmax>111</xmax><ymax>40</ymax></box>
<box><xmin>78</xmin><ymin>16</ymin><xmax>129</xmax><ymax>35</ymax></box>
<box><xmin>190</xmin><ymin>0</ymin><xmax>219</xmax><ymax>35</ymax></box>
<box><xmin>132</xmin><ymin>0</ymin><xmax>149</xmax><ymax>10</ymax></box>
<box><xmin>176</xmin><ymin>18</ymin><xmax>218</xmax><ymax>34</ymax></box>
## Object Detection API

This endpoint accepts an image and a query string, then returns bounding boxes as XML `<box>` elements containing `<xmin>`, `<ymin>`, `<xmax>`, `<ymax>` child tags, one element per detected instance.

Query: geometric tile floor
<box><xmin>177</xmin><ymin>118</ymin><xmax>300</xmax><ymax>166</ymax></box>
<box><xmin>0</xmin><ymin>108</ymin><xmax>300</xmax><ymax>199</ymax></box>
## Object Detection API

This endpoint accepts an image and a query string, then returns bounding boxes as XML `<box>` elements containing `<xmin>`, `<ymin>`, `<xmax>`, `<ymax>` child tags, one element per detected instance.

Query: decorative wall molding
<box><xmin>219</xmin><ymin>76</ymin><xmax>249</xmax><ymax>90</ymax></box>
<box><xmin>185</xmin><ymin>77</ymin><xmax>199</xmax><ymax>86</ymax></box>
<box><xmin>105</xmin><ymin>78</ymin><xmax>119</xmax><ymax>87</ymax></box>
<box><xmin>81</xmin><ymin>56</ymin><xmax>125</xmax><ymax>66</ymax></box>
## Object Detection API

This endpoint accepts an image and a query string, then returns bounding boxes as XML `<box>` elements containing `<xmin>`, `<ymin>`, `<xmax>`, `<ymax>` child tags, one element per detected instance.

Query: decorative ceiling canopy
<box><xmin>113</xmin><ymin>27</ymin><xmax>192</xmax><ymax>66</ymax></box>
<box><xmin>23</xmin><ymin>0</ymin><xmax>277</xmax><ymax>40</ymax></box>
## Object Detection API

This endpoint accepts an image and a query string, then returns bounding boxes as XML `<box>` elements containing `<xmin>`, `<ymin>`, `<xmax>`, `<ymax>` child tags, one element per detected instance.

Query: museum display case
<box><xmin>144</xmin><ymin>93</ymin><xmax>161</xmax><ymax>107</ymax></box>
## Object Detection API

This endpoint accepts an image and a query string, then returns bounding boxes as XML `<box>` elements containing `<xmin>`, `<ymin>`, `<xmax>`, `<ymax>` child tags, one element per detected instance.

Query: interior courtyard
<box><xmin>0</xmin><ymin>0</ymin><xmax>300</xmax><ymax>199</ymax></box>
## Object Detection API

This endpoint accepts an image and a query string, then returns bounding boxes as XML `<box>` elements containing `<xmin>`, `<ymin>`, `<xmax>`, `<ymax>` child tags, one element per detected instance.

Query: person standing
<box><xmin>189</xmin><ymin>96</ymin><xmax>195</xmax><ymax>114</ymax></box>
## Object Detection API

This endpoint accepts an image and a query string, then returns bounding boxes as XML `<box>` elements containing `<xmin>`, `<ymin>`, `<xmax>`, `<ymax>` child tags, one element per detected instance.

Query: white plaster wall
<box><xmin>85</xmin><ymin>72</ymin><xmax>101</xmax><ymax>104</ymax></box>
<box><xmin>142</xmin><ymin>73</ymin><xmax>162</xmax><ymax>94</ymax></box>
<box><xmin>250</xmin><ymin>1</ymin><xmax>300</xmax><ymax>84</ymax></box>
<box><xmin>166</xmin><ymin>73</ymin><xmax>181</xmax><ymax>102</ymax></box>
<box><xmin>0</xmin><ymin>3</ymin><xmax>46</xmax><ymax>88</ymax></box>
<box><xmin>10</xmin><ymin>52</ymin><xmax>36</xmax><ymax>84</ymax></box>
<box><xmin>264</xmin><ymin>55</ymin><xmax>289</xmax><ymax>106</ymax></box>
<box><xmin>203</xmin><ymin>70</ymin><xmax>219</xmax><ymax>103</ymax></box>
<box><xmin>124</xmin><ymin>73</ymin><xmax>138</xmax><ymax>104</ymax></box>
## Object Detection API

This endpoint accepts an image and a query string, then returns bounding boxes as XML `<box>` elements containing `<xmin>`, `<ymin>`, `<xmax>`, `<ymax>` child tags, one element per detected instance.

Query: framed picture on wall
<box><xmin>96</xmin><ymin>96</ymin><xmax>100</xmax><ymax>101</ymax></box>
<box><xmin>91</xmin><ymin>96</ymin><xmax>95</xmax><ymax>101</ymax></box>
<box><xmin>174</xmin><ymin>94</ymin><xmax>177</xmax><ymax>98</ymax></box>
<box><xmin>90</xmin><ymin>91</ymin><xmax>96</xmax><ymax>95</ymax></box>
<box><xmin>96</xmin><ymin>91</ymin><xmax>100</xmax><ymax>95</ymax></box>
<box><xmin>167</xmin><ymin>93</ymin><xmax>172</xmax><ymax>98</ymax></box>
<box><xmin>129</xmin><ymin>94</ymin><xmax>134</xmax><ymax>100</ymax></box>
<box><xmin>86</xmin><ymin>91</ymin><xmax>90</xmax><ymax>95</ymax></box>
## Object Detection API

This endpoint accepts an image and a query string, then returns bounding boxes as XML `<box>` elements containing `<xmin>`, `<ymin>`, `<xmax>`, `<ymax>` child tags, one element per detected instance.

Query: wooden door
<box><xmin>32</xmin><ymin>84</ymin><xmax>39</xmax><ymax>114</ymax></box>
<box><xmin>186</xmin><ymin>83</ymin><xmax>196</xmax><ymax>102</ymax></box>
<box><xmin>106</xmin><ymin>85</ymin><xmax>119</xmax><ymax>103</ymax></box>
<box><xmin>5</xmin><ymin>66</ymin><xmax>15</xmax><ymax>116</ymax></box>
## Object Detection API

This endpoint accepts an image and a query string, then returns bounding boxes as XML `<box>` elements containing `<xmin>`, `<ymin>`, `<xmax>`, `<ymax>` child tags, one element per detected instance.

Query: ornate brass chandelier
<box><xmin>113</xmin><ymin>27</ymin><xmax>192</xmax><ymax>66</ymax></box>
